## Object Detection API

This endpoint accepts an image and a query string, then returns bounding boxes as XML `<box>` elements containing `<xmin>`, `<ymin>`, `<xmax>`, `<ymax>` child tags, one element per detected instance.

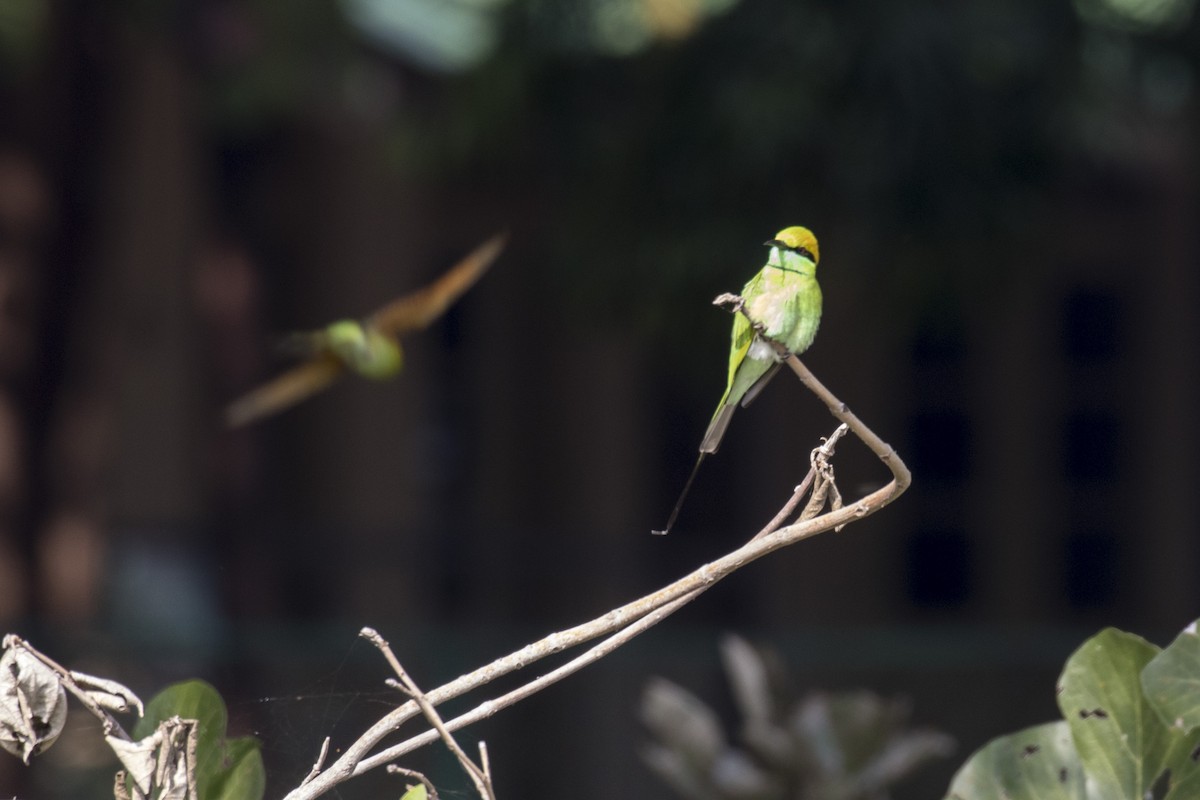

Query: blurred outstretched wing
<box><xmin>368</xmin><ymin>233</ymin><xmax>506</xmax><ymax>334</ymax></box>
<box><xmin>225</xmin><ymin>355</ymin><xmax>345</xmax><ymax>428</ymax></box>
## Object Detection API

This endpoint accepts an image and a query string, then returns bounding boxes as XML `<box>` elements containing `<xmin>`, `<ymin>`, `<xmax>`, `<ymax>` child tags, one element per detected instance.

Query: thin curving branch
<box><xmin>282</xmin><ymin>355</ymin><xmax>909</xmax><ymax>800</ymax></box>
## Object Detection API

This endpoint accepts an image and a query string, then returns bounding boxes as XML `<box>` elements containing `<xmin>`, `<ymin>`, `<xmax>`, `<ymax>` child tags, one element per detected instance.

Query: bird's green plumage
<box><xmin>323</xmin><ymin>320</ymin><xmax>404</xmax><ymax>380</ymax></box>
<box><xmin>653</xmin><ymin>226</ymin><xmax>823</xmax><ymax>534</ymax></box>
<box><xmin>699</xmin><ymin>226</ymin><xmax>822</xmax><ymax>454</ymax></box>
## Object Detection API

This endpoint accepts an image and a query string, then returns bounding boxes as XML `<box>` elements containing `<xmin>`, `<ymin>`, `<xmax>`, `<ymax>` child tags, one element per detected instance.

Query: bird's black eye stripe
<box><xmin>764</xmin><ymin>239</ymin><xmax>815</xmax><ymax>262</ymax></box>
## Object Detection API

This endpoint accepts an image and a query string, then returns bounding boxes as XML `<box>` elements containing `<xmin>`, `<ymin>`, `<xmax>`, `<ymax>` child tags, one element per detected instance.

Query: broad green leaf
<box><xmin>1158</xmin><ymin>711</ymin><xmax>1200</xmax><ymax>799</ymax></box>
<box><xmin>208</xmin><ymin>736</ymin><xmax>266</xmax><ymax>800</ymax></box>
<box><xmin>1146</xmin><ymin>622</ymin><xmax>1200</xmax><ymax>800</ymax></box>
<box><xmin>944</xmin><ymin>721</ymin><xmax>1085</xmax><ymax>799</ymax></box>
<box><xmin>1164</xmin><ymin>740</ymin><xmax>1200</xmax><ymax>800</ymax></box>
<box><xmin>134</xmin><ymin>680</ymin><xmax>264</xmax><ymax>800</ymax></box>
<box><xmin>1057</xmin><ymin>628</ymin><xmax>1169</xmax><ymax>800</ymax></box>
<box><xmin>1143</xmin><ymin>620</ymin><xmax>1200</xmax><ymax>733</ymax></box>
<box><xmin>136</xmin><ymin>680</ymin><xmax>227</xmax><ymax>798</ymax></box>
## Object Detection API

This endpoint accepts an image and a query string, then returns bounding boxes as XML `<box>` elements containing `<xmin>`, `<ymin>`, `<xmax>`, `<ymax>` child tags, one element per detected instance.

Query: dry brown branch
<box><xmin>753</xmin><ymin>422</ymin><xmax>849</xmax><ymax>541</ymax></box>
<box><xmin>282</xmin><ymin>350</ymin><xmax>909</xmax><ymax>800</ymax></box>
<box><xmin>362</xmin><ymin>628</ymin><xmax>496</xmax><ymax>800</ymax></box>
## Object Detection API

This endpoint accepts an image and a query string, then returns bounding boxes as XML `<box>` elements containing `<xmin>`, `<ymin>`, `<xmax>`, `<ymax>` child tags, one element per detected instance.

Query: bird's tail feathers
<box><xmin>700</xmin><ymin>403</ymin><xmax>736</xmax><ymax>454</ymax></box>
<box><xmin>652</xmin><ymin>452</ymin><xmax>707</xmax><ymax>535</ymax></box>
<box><xmin>274</xmin><ymin>330</ymin><xmax>325</xmax><ymax>360</ymax></box>
<box><xmin>739</xmin><ymin>361</ymin><xmax>782</xmax><ymax>408</ymax></box>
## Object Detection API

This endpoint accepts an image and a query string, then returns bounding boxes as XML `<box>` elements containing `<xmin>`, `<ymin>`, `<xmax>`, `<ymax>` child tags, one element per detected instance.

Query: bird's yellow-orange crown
<box><xmin>773</xmin><ymin>226</ymin><xmax>819</xmax><ymax>263</ymax></box>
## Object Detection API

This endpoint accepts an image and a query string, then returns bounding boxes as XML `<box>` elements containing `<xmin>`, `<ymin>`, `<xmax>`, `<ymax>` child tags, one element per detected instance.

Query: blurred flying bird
<box><xmin>225</xmin><ymin>233</ymin><xmax>506</xmax><ymax>427</ymax></box>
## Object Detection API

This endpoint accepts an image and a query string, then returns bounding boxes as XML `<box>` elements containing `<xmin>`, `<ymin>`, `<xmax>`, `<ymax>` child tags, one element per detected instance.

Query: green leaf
<box><xmin>208</xmin><ymin>736</ymin><xmax>266</xmax><ymax>800</ymax></box>
<box><xmin>399</xmin><ymin>784</ymin><xmax>428</xmax><ymax>800</ymax></box>
<box><xmin>944</xmin><ymin>721</ymin><xmax>1085</xmax><ymax>799</ymax></box>
<box><xmin>136</xmin><ymin>680</ymin><xmax>226</xmax><ymax>798</ymax></box>
<box><xmin>1164</xmin><ymin>744</ymin><xmax>1200</xmax><ymax>800</ymax></box>
<box><xmin>1143</xmin><ymin>620</ymin><xmax>1200</xmax><ymax>733</ymax></box>
<box><xmin>1056</xmin><ymin>627</ymin><xmax>1170</xmax><ymax>800</ymax></box>
<box><xmin>1141</xmin><ymin>620</ymin><xmax>1200</xmax><ymax>799</ymax></box>
<box><xmin>134</xmin><ymin>680</ymin><xmax>264</xmax><ymax>800</ymax></box>
<box><xmin>946</xmin><ymin>625</ymin><xmax>1200</xmax><ymax>799</ymax></box>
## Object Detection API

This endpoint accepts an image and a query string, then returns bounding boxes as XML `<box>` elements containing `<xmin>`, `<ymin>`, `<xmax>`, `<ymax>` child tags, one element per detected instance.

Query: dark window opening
<box><xmin>909</xmin><ymin>410</ymin><xmax>971</xmax><ymax>481</ymax></box>
<box><xmin>1061</xmin><ymin>286</ymin><xmax>1121</xmax><ymax>363</ymax></box>
<box><xmin>906</xmin><ymin>527</ymin><xmax>973</xmax><ymax>607</ymax></box>
<box><xmin>1063</xmin><ymin>530</ymin><xmax>1118</xmax><ymax>610</ymax></box>
<box><xmin>1061</xmin><ymin>411</ymin><xmax>1120</xmax><ymax>483</ymax></box>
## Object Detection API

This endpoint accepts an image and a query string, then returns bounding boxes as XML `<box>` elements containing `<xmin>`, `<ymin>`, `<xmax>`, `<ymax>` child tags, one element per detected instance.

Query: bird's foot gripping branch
<box><xmin>711</xmin><ymin>291</ymin><xmax>777</xmax><ymax>349</ymax></box>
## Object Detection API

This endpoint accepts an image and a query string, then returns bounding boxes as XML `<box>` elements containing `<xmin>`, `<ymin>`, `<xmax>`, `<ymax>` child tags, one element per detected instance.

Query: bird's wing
<box><xmin>738</xmin><ymin>361</ymin><xmax>781</xmax><ymax>408</ymax></box>
<box><xmin>725</xmin><ymin>310</ymin><xmax>754</xmax><ymax>389</ymax></box>
<box><xmin>367</xmin><ymin>233</ymin><xmax>507</xmax><ymax>335</ymax></box>
<box><xmin>225</xmin><ymin>355</ymin><xmax>345</xmax><ymax>428</ymax></box>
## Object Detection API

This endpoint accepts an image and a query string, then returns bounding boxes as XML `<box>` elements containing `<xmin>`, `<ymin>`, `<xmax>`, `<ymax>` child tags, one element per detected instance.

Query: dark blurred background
<box><xmin>0</xmin><ymin>0</ymin><xmax>1197</xmax><ymax>797</ymax></box>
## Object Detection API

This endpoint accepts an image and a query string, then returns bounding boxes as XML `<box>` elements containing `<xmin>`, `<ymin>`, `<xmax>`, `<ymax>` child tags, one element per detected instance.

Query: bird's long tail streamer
<box><xmin>652</xmin><ymin>453</ymin><xmax>707</xmax><ymax>536</ymax></box>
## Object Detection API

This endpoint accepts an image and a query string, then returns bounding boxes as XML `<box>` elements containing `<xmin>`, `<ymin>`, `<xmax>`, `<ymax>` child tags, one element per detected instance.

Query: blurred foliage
<box><xmin>640</xmin><ymin>634</ymin><xmax>953</xmax><ymax>799</ymax></box>
<box><xmin>395</xmin><ymin>0</ymin><xmax>1197</xmax><ymax>338</ymax></box>
<box><xmin>2</xmin><ymin>0</ymin><xmax>1197</xmax><ymax>340</ymax></box>
<box><xmin>0</xmin><ymin>0</ymin><xmax>48</xmax><ymax>73</ymax></box>
<box><xmin>1074</xmin><ymin>0</ymin><xmax>1196</xmax><ymax>33</ymax></box>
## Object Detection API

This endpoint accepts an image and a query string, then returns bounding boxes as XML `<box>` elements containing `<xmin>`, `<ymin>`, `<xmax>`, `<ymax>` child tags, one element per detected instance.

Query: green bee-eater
<box><xmin>225</xmin><ymin>233</ymin><xmax>506</xmax><ymax>427</ymax></box>
<box><xmin>655</xmin><ymin>226</ymin><xmax>822</xmax><ymax>534</ymax></box>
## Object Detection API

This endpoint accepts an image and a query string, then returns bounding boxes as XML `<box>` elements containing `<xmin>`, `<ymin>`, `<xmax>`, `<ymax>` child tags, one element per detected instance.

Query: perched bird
<box><xmin>225</xmin><ymin>233</ymin><xmax>506</xmax><ymax>427</ymax></box>
<box><xmin>655</xmin><ymin>226</ymin><xmax>822</xmax><ymax>534</ymax></box>
<box><xmin>701</xmin><ymin>226</ymin><xmax>822</xmax><ymax>452</ymax></box>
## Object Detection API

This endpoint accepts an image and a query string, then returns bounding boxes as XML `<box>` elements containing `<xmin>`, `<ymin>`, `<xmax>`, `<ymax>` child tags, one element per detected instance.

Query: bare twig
<box><xmin>753</xmin><ymin>423</ymin><xmax>849</xmax><ymax>541</ymax></box>
<box><xmin>478</xmin><ymin>742</ymin><xmax>493</xmax><ymax>787</ymax></box>
<box><xmin>362</xmin><ymin>628</ymin><xmax>496</xmax><ymax>800</ymax></box>
<box><xmin>284</xmin><ymin>346</ymin><xmax>909</xmax><ymax>800</ymax></box>
<box><xmin>386</xmin><ymin>765</ymin><xmax>440</xmax><ymax>800</ymax></box>
<box><xmin>300</xmin><ymin>737</ymin><xmax>331</xmax><ymax>786</ymax></box>
<box><xmin>355</xmin><ymin>582</ymin><xmax>703</xmax><ymax>774</ymax></box>
<box><xmin>755</xmin><ymin>465</ymin><xmax>817</xmax><ymax>540</ymax></box>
